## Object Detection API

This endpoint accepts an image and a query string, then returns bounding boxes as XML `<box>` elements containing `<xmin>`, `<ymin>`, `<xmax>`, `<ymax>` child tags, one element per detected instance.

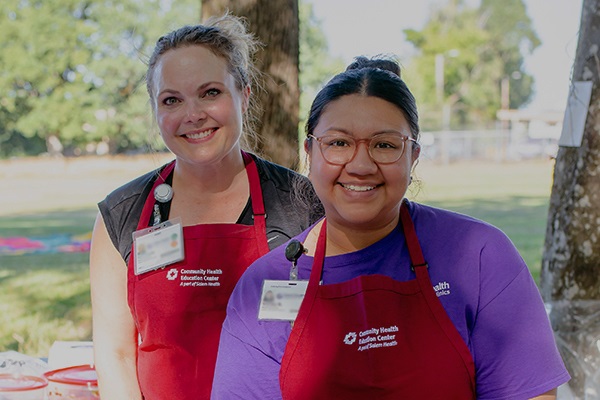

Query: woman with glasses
<box><xmin>211</xmin><ymin>56</ymin><xmax>569</xmax><ymax>399</ymax></box>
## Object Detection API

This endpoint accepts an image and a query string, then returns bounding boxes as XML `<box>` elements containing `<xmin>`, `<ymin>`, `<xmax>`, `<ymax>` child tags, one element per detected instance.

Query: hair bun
<box><xmin>345</xmin><ymin>56</ymin><xmax>401</xmax><ymax>77</ymax></box>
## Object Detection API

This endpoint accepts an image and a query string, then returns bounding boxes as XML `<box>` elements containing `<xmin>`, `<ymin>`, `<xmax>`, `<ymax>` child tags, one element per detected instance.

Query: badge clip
<box><xmin>285</xmin><ymin>239</ymin><xmax>306</xmax><ymax>281</ymax></box>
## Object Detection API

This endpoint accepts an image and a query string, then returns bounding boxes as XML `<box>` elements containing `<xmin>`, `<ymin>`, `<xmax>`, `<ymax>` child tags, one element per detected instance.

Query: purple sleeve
<box><xmin>212</xmin><ymin>252</ymin><xmax>291</xmax><ymax>400</ymax></box>
<box><xmin>211</xmin><ymin>324</ymin><xmax>282</xmax><ymax>399</ymax></box>
<box><xmin>472</xmin><ymin>237</ymin><xmax>570</xmax><ymax>399</ymax></box>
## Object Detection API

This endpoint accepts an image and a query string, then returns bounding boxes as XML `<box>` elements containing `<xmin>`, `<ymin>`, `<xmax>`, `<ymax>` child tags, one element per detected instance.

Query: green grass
<box><xmin>0</xmin><ymin>158</ymin><xmax>555</xmax><ymax>357</ymax></box>
<box><xmin>0</xmin><ymin>209</ymin><xmax>96</xmax><ymax>357</ymax></box>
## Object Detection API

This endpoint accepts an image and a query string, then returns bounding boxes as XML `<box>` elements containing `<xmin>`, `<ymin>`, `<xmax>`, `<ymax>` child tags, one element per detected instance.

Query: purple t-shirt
<box><xmin>212</xmin><ymin>201</ymin><xmax>569</xmax><ymax>399</ymax></box>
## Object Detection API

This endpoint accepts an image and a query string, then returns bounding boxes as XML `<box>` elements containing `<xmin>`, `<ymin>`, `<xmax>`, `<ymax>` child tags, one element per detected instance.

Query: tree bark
<box><xmin>541</xmin><ymin>1</ymin><xmax>600</xmax><ymax>397</ymax></box>
<box><xmin>201</xmin><ymin>0</ymin><xmax>301</xmax><ymax>170</ymax></box>
<box><xmin>541</xmin><ymin>0</ymin><xmax>600</xmax><ymax>303</ymax></box>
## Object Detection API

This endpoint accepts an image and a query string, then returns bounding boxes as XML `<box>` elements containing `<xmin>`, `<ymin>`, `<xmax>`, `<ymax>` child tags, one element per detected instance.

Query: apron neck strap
<box><xmin>310</xmin><ymin>200</ymin><xmax>428</xmax><ymax>285</ymax></box>
<box><xmin>241</xmin><ymin>151</ymin><xmax>266</xmax><ymax>218</ymax></box>
<box><xmin>241</xmin><ymin>151</ymin><xmax>269</xmax><ymax>254</ymax></box>
<box><xmin>137</xmin><ymin>161</ymin><xmax>176</xmax><ymax>230</ymax></box>
<box><xmin>399</xmin><ymin>199</ymin><xmax>428</xmax><ymax>270</ymax></box>
<box><xmin>310</xmin><ymin>219</ymin><xmax>328</xmax><ymax>283</ymax></box>
<box><xmin>137</xmin><ymin>152</ymin><xmax>267</xmax><ymax>231</ymax></box>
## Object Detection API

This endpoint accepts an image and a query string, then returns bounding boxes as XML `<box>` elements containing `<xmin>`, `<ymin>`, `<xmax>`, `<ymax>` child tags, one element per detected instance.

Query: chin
<box><xmin>339</xmin><ymin>215</ymin><xmax>389</xmax><ymax>229</ymax></box>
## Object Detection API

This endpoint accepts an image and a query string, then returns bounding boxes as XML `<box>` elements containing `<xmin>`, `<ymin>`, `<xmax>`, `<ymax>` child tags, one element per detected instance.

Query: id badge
<box><xmin>258</xmin><ymin>280</ymin><xmax>308</xmax><ymax>321</ymax></box>
<box><xmin>133</xmin><ymin>217</ymin><xmax>184</xmax><ymax>275</ymax></box>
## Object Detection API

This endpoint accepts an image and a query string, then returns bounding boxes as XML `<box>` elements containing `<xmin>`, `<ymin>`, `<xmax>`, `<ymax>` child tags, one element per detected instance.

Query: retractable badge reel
<box><xmin>285</xmin><ymin>239</ymin><xmax>306</xmax><ymax>280</ymax></box>
<box><xmin>154</xmin><ymin>183</ymin><xmax>173</xmax><ymax>202</ymax></box>
<box><xmin>153</xmin><ymin>183</ymin><xmax>173</xmax><ymax>226</ymax></box>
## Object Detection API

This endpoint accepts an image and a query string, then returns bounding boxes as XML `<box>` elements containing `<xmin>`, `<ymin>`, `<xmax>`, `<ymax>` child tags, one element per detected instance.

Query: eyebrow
<box><xmin>321</xmin><ymin>128</ymin><xmax>406</xmax><ymax>136</ymax></box>
<box><xmin>157</xmin><ymin>81</ymin><xmax>224</xmax><ymax>98</ymax></box>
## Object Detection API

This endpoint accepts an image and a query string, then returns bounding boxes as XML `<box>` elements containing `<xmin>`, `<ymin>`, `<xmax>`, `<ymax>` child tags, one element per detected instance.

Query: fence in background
<box><xmin>419</xmin><ymin>129</ymin><xmax>559</xmax><ymax>163</ymax></box>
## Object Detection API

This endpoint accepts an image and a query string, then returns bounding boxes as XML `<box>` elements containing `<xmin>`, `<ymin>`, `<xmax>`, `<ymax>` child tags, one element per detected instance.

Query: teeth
<box><xmin>342</xmin><ymin>184</ymin><xmax>376</xmax><ymax>192</ymax></box>
<box><xmin>186</xmin><ymin>129</ymin><xmax>215</xmax><ymax>139</ymax></box>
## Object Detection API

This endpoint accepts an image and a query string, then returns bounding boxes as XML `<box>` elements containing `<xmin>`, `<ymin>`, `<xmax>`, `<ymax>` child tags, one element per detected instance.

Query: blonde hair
<box><xmin>145</xmin><ymin>13</ymin><xmax>263</xmax><ymax>148</ymax></box>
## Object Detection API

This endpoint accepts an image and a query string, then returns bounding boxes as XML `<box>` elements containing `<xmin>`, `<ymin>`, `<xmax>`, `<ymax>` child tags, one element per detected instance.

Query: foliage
<box><xmin>403</xmin><ymin>0</ymin><xmax>540</xmax><ymax>130</ymax></box>
<box><xmin>0</xmin><ymin>0</ymin><xmax>199</xmax><ymax>156</ymax></box>
<box><xmin>0</xmin><ymin>0</ymin><xmax>545</xmax><ymax>156</ymax></box>
<box><xmin>297</xmin><ymin>0</ymin><xmax>345</xmax><ymax>161</ymax></box>
<box><xmin>0</xmin><ymin>0</ymin><xmax>341</xmax><ymax>158</ymax></box>
<box><xmin>299</xmin><ymin>1</ymin><xmax>345</xmax><ymax>128</ymax></box>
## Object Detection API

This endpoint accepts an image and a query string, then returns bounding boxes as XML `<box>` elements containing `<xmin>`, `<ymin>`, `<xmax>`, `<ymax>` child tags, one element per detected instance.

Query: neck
<box><xmin>168</xmin><ymin>149</ymin><xmax>250</xmax><ymax>225</ymax></box>
<box><xmin>305</xmin><ymin>217</ymin><xmax>400</xmax><ymax>257</ymax></box>
<box><xmin>173</xmin><ymin>149</ymin><xmax>246</xmax><ymax>193</ymax></box>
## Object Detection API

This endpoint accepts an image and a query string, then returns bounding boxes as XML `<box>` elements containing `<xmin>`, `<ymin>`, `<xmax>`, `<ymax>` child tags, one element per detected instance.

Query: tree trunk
<box><xmin>201</xmin><ymin>0</ymin><xmax>301</xmax><ymax>170</ymax></box>
<box><xmin>541</xmin><ymin>0</ymin><xmax>600</xmax><ymax>304</ymax></box>
<box><xmin>45</xmin><ymin>134</ymin><xmax>64</xmax><ymax>157</ymax></box>
<box><xmin>541</xmin><ymin>0</ymin><xmax>600</xmax><ymax>397</ymax></box>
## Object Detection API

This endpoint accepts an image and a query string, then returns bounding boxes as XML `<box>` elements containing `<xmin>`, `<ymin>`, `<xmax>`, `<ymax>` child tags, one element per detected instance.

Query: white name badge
<box><xmin>133</xmin><ymin>217</ymin><xmax>184</xmax><ymax>275</ymax></box>
<box><xmin>258</xmin><ymin>280</ymin><xmax>309</xmax><ymax>321</ymax></box>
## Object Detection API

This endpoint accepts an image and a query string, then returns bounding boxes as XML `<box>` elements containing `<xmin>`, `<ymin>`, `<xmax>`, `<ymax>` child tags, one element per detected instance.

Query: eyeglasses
<box><xmin>307</xmin><ymin>133</ymin><xmax>419</xmax><ymax>165</ymax></box>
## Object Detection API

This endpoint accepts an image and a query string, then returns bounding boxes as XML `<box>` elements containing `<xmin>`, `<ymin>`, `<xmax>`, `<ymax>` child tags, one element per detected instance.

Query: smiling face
<box><xmin>152</xmin><ymin>45</ymin><xmax>249</xmax><ymax>167</ymax></box>
<box><xmin>306</xmin><ymin>94</ymin><xmax>419</xmax><ymax>233</ymax></box>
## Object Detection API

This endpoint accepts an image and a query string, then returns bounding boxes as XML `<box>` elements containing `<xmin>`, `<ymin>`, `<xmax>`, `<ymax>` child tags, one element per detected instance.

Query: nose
<box><xmin>184</xmin><ymin>100</ymin><xmax>206</xmax><ymax>123</ymax></box>
<box><xmin>345</xmin><ymin>141</ymin><xmax>378</xmax><ymax>175</ymax></box>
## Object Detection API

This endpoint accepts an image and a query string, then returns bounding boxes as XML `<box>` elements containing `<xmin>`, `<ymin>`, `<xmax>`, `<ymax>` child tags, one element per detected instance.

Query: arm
<box><xmin>212</xmin><ymin>258</ymin><xmax>288</xmax><ymax>400</ymax></box>
<box><xmin>212</xmin><ymin>325</ymin><xmax>283</xmax><ymax>400</ymax></box>
<box><xmin>90</xmin><ymin>213</ymin><xmax>143</xmax><ymax>400</ymax></box>
<box><xmin>530</xmin><ymin>388</ymin><xmax>557</xmax><ymax>399</ymax></box>
<box><xmin>472</xmin><ymin>234</ymin><xmax>569</xmax><ymax>399</ymax></box>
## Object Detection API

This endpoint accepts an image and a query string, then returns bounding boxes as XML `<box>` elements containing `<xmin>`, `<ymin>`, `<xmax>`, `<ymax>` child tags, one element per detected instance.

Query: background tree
<box><xmin>0</xmin><ymin>0</ymin><xmax>350</xmax><ymax>160</ymax></box>
<box><xmin>1</xmin><ymin>0</ymin><xmax>97</xmax><ymax>155</ymax></box>
<box><xmin>479</xmin><ymin>0</ymin><xmax>539</xmax><ymax>109</ymax></box>
<box><xmin>201</xmin><ymin>0</ymin><xmax>301</xmax><ymax>169</ymax></box>
<box><xmin>404</xmin><ymin>0</ymin><xmax>539</xmax><ymax>130</ymax></box>
<box><xmin>0</xmin><ymin>0</ymin><xmax>199</xmax><ymax>156</ymax></box>
<box><xmin>541</xmin><ymin>0</ymin><xmax>600</xmax><ymax>396</ymax></box>
<box><xmin>541</xmin><ymin>0</ymin><xmax>600</xmax><ymax>302</ymax></box>
<box><xmin>298</xmin><ymin>1</ymin><xmax>344</xmax><ymax>142</ymax></box>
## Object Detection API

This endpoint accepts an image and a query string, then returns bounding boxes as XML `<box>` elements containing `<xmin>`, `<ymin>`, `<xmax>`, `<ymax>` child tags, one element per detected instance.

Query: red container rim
<box><xmin>0</xmin><ymin>374</ymin><xmax>48</xmax><ymax>392</ymax></box>
<box><xmin>43</xmin><ymin>364</ymin><xmax>97</xmax><ymax>386</ymax></box>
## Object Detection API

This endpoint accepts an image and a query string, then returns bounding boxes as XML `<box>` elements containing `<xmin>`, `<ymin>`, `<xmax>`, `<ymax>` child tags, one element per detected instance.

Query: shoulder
<box><xmin>408</xmin><ymin>201</ymin><xmax>491</xmax><ymax>228</ymax></box>
<box><xmin>244</xmin><ymin>238</ymin><xmax>296</xmax><ymax>282</ymax></box>
<box><xmin>407</xmin><ymin>200</ymin><xmax>526</xmax><ymax>306</ymax></box>
<box><xmin>407</xmin><ymin>201</ymin><xmax>513</xmax><ymax>247</ymax></box>
<box><xmin>100</xmin><ymin>169</ymin><xmax>158</xmax><ymax>212</ymax></box>
<box><xmin>98</xmin><ymin>163</ymin><xmax>170</xmax><ymax>260</ymax></box>
<box><xmin>224</xmin><ymin>236</ymin><xmax>295</xmax><ymax>336</ymax></box>
<box><xmin>239</xmin><ymin>228</ymin><xmax>312</xmax><ymax>287</ymax></box>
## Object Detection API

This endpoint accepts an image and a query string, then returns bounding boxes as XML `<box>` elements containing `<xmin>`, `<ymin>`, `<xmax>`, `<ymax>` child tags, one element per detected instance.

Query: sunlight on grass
<box><xmin>1</xmin><ymin>246</ymin><xmax>92</xmax><ymax>357</ymax></box>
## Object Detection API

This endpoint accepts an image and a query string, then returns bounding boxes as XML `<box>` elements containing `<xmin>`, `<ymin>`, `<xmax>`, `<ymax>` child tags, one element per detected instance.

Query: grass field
<box><xmin>0</xmin><ymin>154</ymin><xmax>555</xmax><ymax>357</ymax></box>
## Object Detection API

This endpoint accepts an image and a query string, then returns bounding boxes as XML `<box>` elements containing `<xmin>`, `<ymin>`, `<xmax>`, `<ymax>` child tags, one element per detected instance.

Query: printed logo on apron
<box><xmin>279</xmin><ymin>202</ymin><xmax>476</xmax><ymax>400</ymax></box>
<box><xmin>127</xmin><ymin>152</ymin><xmax>270</xmax><ymax>400</ymax></box>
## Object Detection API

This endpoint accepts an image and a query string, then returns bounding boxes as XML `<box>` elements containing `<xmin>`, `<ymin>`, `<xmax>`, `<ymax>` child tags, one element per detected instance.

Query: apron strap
<box><xmin>137</xmin><ymin>153</ymin><xmax>268</xmax><ymax>239</ymax></box>
<box><xmin>137</xmin><ymin>161</ymin><xmax>176</xmax><ymax>231</ymax></box>
<box><xmin>400</xmin><ymin>199</ymin><xmax>428</xmax><ymax>270</ymax></box>
<box><xmin>242</xmin><ymin>151</ymin><xmax>269</xmax><ymax>254</ymax></box>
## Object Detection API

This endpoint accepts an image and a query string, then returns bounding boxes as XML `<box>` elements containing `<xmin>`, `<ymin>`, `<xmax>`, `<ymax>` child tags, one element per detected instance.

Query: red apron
<box><xmin>127</xmin><ymin>152</ymin><xmax>269</xmax><ymax>400</ymax></box>
<box><xmin>279</xmin><ymin>204</ymin><xmax>476</xmax><ymax>399</ymax></box>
